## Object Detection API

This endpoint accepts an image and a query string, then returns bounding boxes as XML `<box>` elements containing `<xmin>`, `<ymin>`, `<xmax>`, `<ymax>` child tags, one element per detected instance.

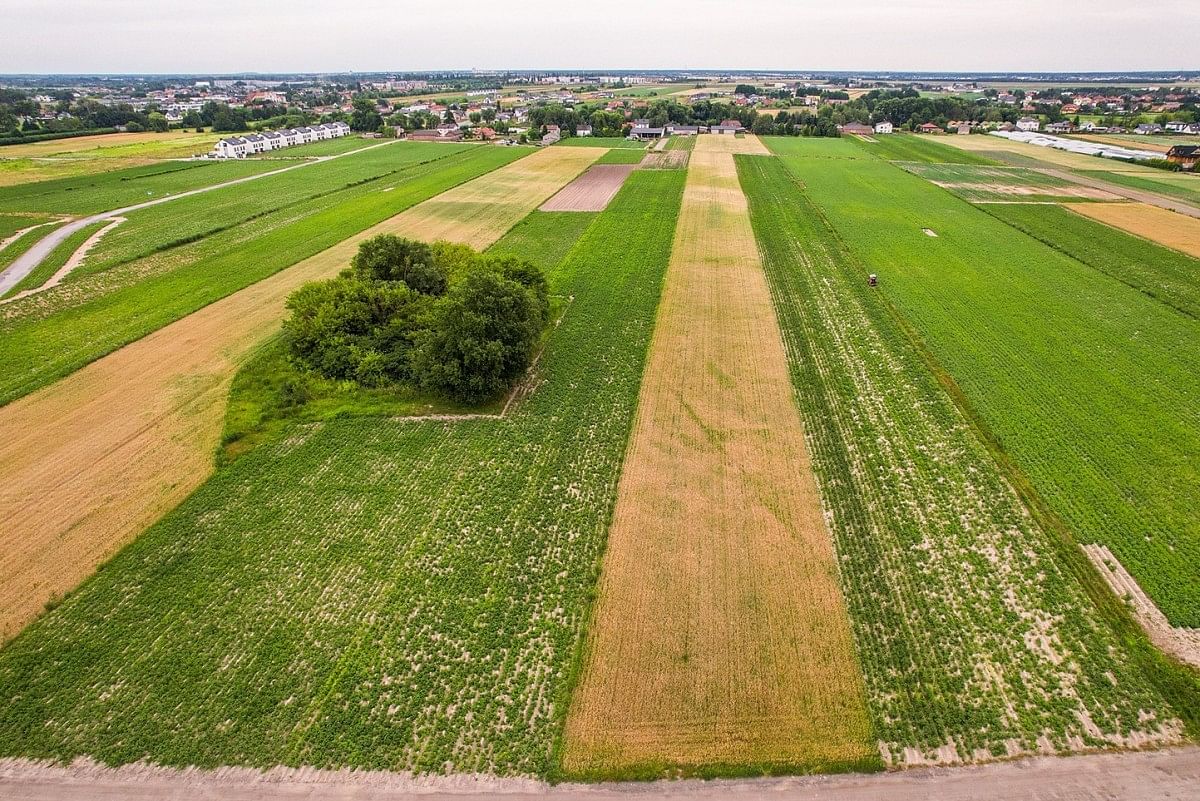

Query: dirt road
<box><xmin>2</xmin><ymin>748</ymin><xmax>1198</xmax><ymax>800</ymax></box>
<box><xmin>0</xmin><ymin>140</ymin><xmax>398</xmax><ymax>295</ymax></box>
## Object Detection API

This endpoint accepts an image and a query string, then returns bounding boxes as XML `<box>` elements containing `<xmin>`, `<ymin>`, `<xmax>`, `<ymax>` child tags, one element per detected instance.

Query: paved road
<box><xmin>0</xmin><ymin>140</ymin><xmax>396</xmax><ymax>295</ymax></box>
<box><xmin>1036</xmin><ymin>167</ymin><xmax>1200</xmax><ymax>219</ymax></box>
<box><xmin>2</xmin><ymin>748</ymin><xmax>1199</xmax><ymax>800</ymax></box>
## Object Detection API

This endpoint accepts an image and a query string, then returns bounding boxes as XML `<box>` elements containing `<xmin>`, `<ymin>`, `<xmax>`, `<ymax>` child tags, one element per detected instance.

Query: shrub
<box><xmin>348</xmin><ymin>234</ymin><xmax>448</xmax><ymax>295</ymax></box>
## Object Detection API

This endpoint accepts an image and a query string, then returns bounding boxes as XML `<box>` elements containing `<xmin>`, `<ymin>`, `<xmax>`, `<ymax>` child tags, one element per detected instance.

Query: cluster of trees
<box><xmin>284</xmin><ymin>236</ymin><xmax>549</xmax><ymax>404</ymax></box>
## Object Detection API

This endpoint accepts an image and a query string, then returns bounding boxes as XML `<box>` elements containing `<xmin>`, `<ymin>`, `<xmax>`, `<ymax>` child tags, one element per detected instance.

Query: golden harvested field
<box><xmin>1068</xmin><ymin>202</ymin><xmax>1200</xmax><ymax>258</ymax></box>
<box><xmin>697</xmin><ymin>133</ymin><xmax>771</xmax><ymax>156</ymax></box>
<box><xmin>561</xmin><ymin>136</ymin><xmax>872</xmax><ymax>777</ymax></box>
<box><xmin>0</xmin><ymin>147</ymin><xmax>598</xmax><ymax>641</ymax></box>
<box><xmin>0</xmin><ymin>130</ymin><xmax>220</xmax><ymax>160</ymax></box>
<box><xmin>374</xmin><ymin>146</ymin><xmax>600</xmax><ymax>245</ymax></box>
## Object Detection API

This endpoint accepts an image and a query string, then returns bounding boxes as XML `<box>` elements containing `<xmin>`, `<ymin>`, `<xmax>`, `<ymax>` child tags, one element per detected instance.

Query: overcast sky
<box><xmin>2</xmin><ymin>0</ymin><xmax>1197</xmax><ymax>74</ymax></box>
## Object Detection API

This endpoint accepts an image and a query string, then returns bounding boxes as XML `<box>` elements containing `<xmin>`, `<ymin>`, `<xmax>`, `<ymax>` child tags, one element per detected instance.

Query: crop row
<box><xmin>772</xmin><ymin>143</ymin><xmax>1200</xmax><ymax>628</ymax></box>
<box><xmin>0</xmin><ymin>146</ymin><xmax>526</xmax><ymax>406</ymax></box>
<box><xmin>736</xmin><ymin>152</ymin><xmax>1187</xmax><ymax>763</ymax></box>
<box><xmin>0</xmin><ymin>169</ymin><xmax>687</xmax><ymax>776</ymax></box>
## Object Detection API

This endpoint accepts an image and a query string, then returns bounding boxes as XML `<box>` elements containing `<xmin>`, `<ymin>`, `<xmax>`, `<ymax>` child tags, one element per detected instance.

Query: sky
<box><xmin>2</xmin><ymin>0</ymin><xmax>1197</xmax><ymax>74</ymax></box>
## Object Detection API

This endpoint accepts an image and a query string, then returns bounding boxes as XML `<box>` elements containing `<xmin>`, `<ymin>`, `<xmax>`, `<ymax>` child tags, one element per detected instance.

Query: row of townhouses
<box><xmin>212</xmin><ymin>121</ymin><xmax>351</xmax><ymax>158</ymax></box>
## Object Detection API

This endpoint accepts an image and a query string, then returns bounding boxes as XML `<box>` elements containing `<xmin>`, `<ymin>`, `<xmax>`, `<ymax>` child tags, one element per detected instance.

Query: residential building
<box><xmin>212</xmin><ymin>121</ymin><xmax>350</xmax><ymax>158</ymax></box>
<box><xmin>840</xmin><ymin>122</ymin><xmax>873</xmax><ymax>136</ymax></box>
<box><xmin>711</xmin><ymin>119</ymin><xmax>744</xmax><ymax>135</ymax></box>
<box><xmin>918</xmin><ymin>122</ymin><xmax>943</xmax><ymax>134</ymax></box>
<box><xmin>408</xmin><ymin>126</ymin><xmax>464</xmax><ymax>142</ymax></box>
<box><xmin>874</xmin><ymin>120</ymin><xmax>894</xmax><ymax>134</ymax></box>
<box><xmin>1167</xmin><ymin>145</ymin><xmax>1199</xmax><ymax>170</ymax></box>
<box><xmin>1045</xmin><ymin>121</ymin><xmax>1074</xmax><ymax>133</ymax></box>
<box><xmin>1016</xmin><ymin>117</ymin><xmax>1040</xmax><ymax>132</ymax></box>
<box><xmin>629</xmin><ymin>125</ymin><xmax>665</xmax><ymax>140</ymax></box>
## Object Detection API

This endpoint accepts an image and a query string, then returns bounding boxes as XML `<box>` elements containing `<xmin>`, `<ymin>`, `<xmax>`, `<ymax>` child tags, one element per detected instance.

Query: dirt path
<box><xmin>0</xmin><ymin>147</ymin><xmax>591</xmax><ymax>643</ymax></box>
<box><xmin>562</xmin><ymin>134</ymin><xmax>870</xmax><ymax>775</ymax></box>
<box><xmin>2</xmin><ymin>747</ymin><xmax>1197</xmax><ymax>800</ymax></box>
<box><xmin>1036</xmin><ymin>168</ymin><xmax>1200</xmax><ymax>219</ymax></box>
<box><xmin>1</xmin><ymin>216</ymin><xmax>126</xmax><ymax>304</ymax></box>
<box><xmin>0</xmin><ymin>140</ymin><xmax>399</xmax><ymax>295</ymax></box>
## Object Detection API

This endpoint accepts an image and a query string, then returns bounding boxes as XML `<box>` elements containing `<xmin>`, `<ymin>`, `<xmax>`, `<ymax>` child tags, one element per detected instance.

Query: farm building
<box><xmin>711</xmin><ymin>119</ymin><xmax>744</xmax><ymax>135</ymax></box>
<box><xmin>874</xmin><ymin>120</ymin><xmax>894</xmax><ymax>134</ymax></box>
<box><xmin>213</xmin><ymin>121</ymin><xmax>350</xmax><ymax>158</ymax></box>
<box><xmin>666</xmin><ymin>124</ymin><xmax>701</xmax><ymax>135</ymax></box>
<box><xmin>1016</xmin><ymin>117</ymin><xmax>1041</xmax><ymax>132</ymax></box>
<box><xmin>1167</xmin><ymin>145</ymin><xmax>1199</xmax><ymax>170</ymax></box>
<box><xmin>840</xmin><ymin>122</ymin><xmax>873</xmax><ymax>136</ymax></box>
<box><xmin>576</xmin><ymin>125</ymin><xmax>593</xmax><ymax>136</ymax></box>
<box><xmin>629</xmin><ymin>125</ymin><xmax>664</xmax><ymax>140</ymax></box>
<box><xmin>408</xmin><ymin>126</ymin><xmax>464</xmax><ymax>142</ymax></box>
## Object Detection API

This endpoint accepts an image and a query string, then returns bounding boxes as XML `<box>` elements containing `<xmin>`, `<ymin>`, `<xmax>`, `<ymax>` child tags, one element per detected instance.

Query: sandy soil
<box><xmin>1068</xmin><ymin>202</ymin><xmax>1200</xmax><ymax>258</ymax></box>
<box><xmin>2</xmin><ymin>748</ymin><xmax>1198</xmax><ymax>800</ymax></box>
<box><xmin>540</xmin><ymin>164</ymin><xmax>636</xmax><ymax>211</ymax></box>
<box><xmin>1084</xmin><ymin>544</ymin><xmax>1200</xmax><ymax>668</ymax></box>
<box><xmin>561</xmin><ymin>137</ymin><xmax>870</xmax><ymax>775</ymax></box>
<box><xmin>0</xmin><ymin>147</ymin><xmax>590</xmax><ymax>642</ymax></box>
<box><xmin>372</xmin><ymin>147</ymin><xmax>601</xmax><ymax>246</ymax></box>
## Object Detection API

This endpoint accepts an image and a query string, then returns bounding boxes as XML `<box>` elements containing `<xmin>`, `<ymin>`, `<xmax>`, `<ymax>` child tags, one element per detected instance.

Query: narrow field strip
<box><xmin>540</xmin><ymin>164</ymin><xmax>636</xmax><ymax>211</ymax></box>
<box><xmin>736</xmin><ymin>153</ymin><xmax>1189</xmax><ymax>764</ymax></box>
<box><xmin>372</xmin><ymin>146</ymin><xmax>602</xmax><ymax>245</ymax></box>
<box><xmin>1</xmin><ymin>216</ymin><xmax>125</xmax><ymax>302</ymax></box>
<box><xmin>0</xmin><ymin>146</ymin><xmax>588</xmax><ymax>641</ymax></box>
<box><xmin>1067</xmin><ymin>202</ymin><xmax>1200</xmax><ymax>259</ymax></box>
<box><xmin>562</xmin><ymin>135</ymin><xmax>872</xmax><ymax>778</ymax></box>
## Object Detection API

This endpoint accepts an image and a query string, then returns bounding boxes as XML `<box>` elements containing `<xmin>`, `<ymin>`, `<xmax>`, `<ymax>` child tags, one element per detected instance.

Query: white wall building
<box><xmin>212</xmin><ymin>121</ymin><xmax>350</xmax><ymax>158</ymax></box>
<box><xmin>874</xmin><ymin>120</ymin><xmax>894</xmax><ymax>134</ymax></box>
<box><xmin>1016</xmin><ymin>117</ymin><xmax>1041</xmax><ymax>132</ymax></box>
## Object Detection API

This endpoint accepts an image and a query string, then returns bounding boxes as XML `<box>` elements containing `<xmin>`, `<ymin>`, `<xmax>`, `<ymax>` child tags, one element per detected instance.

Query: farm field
<box><xmin>0</xmin><ymin>169</ymin><xmax>687</xmax><ymax>776</ymax></box>
<box><xmin>1068</xmin><ymin>202</ymin><xmax>1200</xmax><ymax>259</ymax></box>
<box><xmin>899</xmin><ymin>162</ymin><xmax>1121</xmax><ymax>202</ymax></box>
<box><xmin>1</xmin><ymin>220</ymin><xmax>110</xmax><ymax>299</ymax></box>
<box><xmin>984</xmin><ymin>203</ymin><xmax>1200</xmax><ymax>318</ymax></box>
<box><xmin>0</xmin><ymin>219</ymin><xmax>65</xmax><ymax>275</ymax></box>
<box><xmin>738</xmin><ymin>152</ymin><xmax>1194</xmax><ymax>763</ymax></box>
<box><xmin>771</xmin><ymin>139</ymin><xmax>1200</xmax><ymax>629</ymax></box>
<box><xmin>0</xmin><ymin>145</ymin><xmax>523</xmax><ymax>407</ymax></box>
<box><xmin>0</xmin><ymin>131</ymin><xmax>224</xmax><ymax>187</ymax></box>
<box><xmin>1076</xmin><ymin>170</ymin><xmax>1200</xmax><ymax>208</ymax></box>
<box><xmin>247</xmin><ymin>135</ymin><xmax>379</xmax><ymax>158</ymax></box>
<box><xmin>563</xmin><ymin>136</ymin><xmax>871</xmax><ymax>778</ymax></box>
<box><xmin>936</xmin><ymin>134</ymin><xmax>1156</xmax><ymax>172</ymax></box>
<box><xmin>0</xmin><ymin>142</ymin><xmax>594</xmax><ymax>638</ymax></box>
<box><xmin>855</xmin><ymin>134</ymin><xmax>998</xmax><ymax>164</ymax></box>
<box><xmin>556</xmin><ymin>137</ymin><xmax>646</xmax><ymax>149</ymax></box>
<box><xmin>593</xmin><ymin>148</ymin><xmax>646</xmax><ymax>164</ymax></box>
<box><xmin>540</xmin><ymin>164</ymin><xmax>636</xmax><ymax>211</ymax></box>
<box><xmin>0</xmin><ymin>212</ymin><xmax>56</xmax><ymax>240</ymax></box>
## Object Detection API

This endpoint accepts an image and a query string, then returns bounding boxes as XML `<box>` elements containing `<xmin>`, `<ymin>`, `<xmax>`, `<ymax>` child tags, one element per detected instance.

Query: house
<box><xmin>666</xmin><ymin>125</ymin><xmax>700</xmax><ymax>135</ymax></box>
<box><xmin>477</xmin><ymin>127</ymin><xmax>496</xmax><ymax>140</ymax></box>
<box><xmin>629</xmin><ymin>125</ymin><xmax>665</xmax><ymax>140</ymax></box>
<box><xmin>1134</xmin><ymin>123</ymin><xmax>1164</xmax><ymax>135</ymax></box>
<box><xmin>1016</xmin><ymin>117</ymin><xmax>1040</xmax><ymax>132</ymax></box>
<box><xmin>541</xmin><ymin>128</ymin><xmax>561</xmax><ymax>145</ymax></box>
<box><xmin>214</xmin><ymin>136</ymin><xmax>250</xmax><ymax>158</ymax></box>
<box><xmin>407</xmin><ymin>126</ymin><xmax>464</xmax><ymax>142</ymax></box>
<box><xmin>1045</xmin><ymin>121</ymin><xmax>1074</xmax><ymax>134</ymax></box>
<box><xmin>874</xmin><ymin>120</ymin><xmax>894</xmax><ymax>134</ymax></box>
<box><xmin>575</xmin><ymin>125</ymin><xmax>592</xmax><ymax>136</ymax></box>
<box><xmin>711</xmin><ymin>119</ymin><xmax>744</xmax><ymax>135</ymax></box>
<box><xmin>918</xmin><ymin>122</ymin><xmax>943</xmax><ymax>134</ymax></box>
<box><xmin>1166</xmin><ymin>145</ymin><xmax>1199</xmax><ymax>170</ymax></box>
<box><xmin>957</xmin><ymin>123</ymin><xmax>972</xmax><ymax>135</ymax></box>
<box><xmin>840</xmin><ymin>122</ymin><xmax>873</xmax><ymax>136</ymax></box>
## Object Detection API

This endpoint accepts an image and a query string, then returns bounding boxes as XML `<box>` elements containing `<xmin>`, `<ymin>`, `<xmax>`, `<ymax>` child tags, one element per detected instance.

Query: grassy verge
<box><xmin>1</xmin><ymin>221</ymin><xmax>110</xmax><ymax>299</ymax></box>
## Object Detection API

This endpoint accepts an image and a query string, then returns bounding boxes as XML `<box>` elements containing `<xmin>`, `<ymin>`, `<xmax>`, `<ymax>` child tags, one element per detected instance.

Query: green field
<box><xmin>854</xmin><ymin>134</ymin><xmax>998</xmax><ymax>165</ymax></box>
<box><xmin>0</xmin><ymin>159</ymin><xmax>285</xmax><ymax>216</ymax></box>
<box><xmin>248</xmin><ymin>136</ymin><xmax>382</xmax><ymax>158</ymax></box>
<box><xmin>770</xmin><ymin>138</ymin><xmax>1200</xmax><ymax>628</ymax></box>
<box><xmin>1</xmin><ymin>220</ymin><xmax>109</xmax><ymax>299</ymax></box>
<box><xmin>0</xmin><ymin>213</ymin><xmax>54</xmax><ymax>240</ymax></box>
<box><xmin>0</xmin><ymin>218</ymin><xmax>65</xmax><ymax>275</ymax></box>
<box><xmin>0</xmin><ymin>146</ymin><xmax>525</xmax><ymax>407</ymax></box>
<box><xmin>592</xmin><ymin>148</ymin><xmax>646</xmax><ymax>165</ymax></box>
<box><xmin>484</xmin><ymin>210</ymin><xmax>598</xmax><ymax>272</ymax></box>
<box><xmin>737</xmin><ymin>151</ymin><xmax>1194</xmax><ymax>762</ymax></box>
<box><xmin>898</xmin><ymin>162</ymin><xmax>1114</xmax><ymax>203</ymax></box>
<box><xmin>0</xmin><ymin>169</ymin><xmax>686</xmax><ymax>775</ymax></box>
<box><xmin>983</xmin><ymin>203</ymin><xmax>1200</xmax><ymax>319</ymax></box>
<box><xmin>1076</xmin><ymin>169</ymin><xmax>1200</xmax><ymax>207</ymax></box>
<box><xmin>555</xmin><ymin>137</ymin><xmax>644</xmax><ymax>149</ymax></box>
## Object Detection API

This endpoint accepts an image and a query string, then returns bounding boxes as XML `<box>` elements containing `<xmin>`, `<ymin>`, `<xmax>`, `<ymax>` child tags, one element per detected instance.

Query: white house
<box><xmin>874</xmin><ymin>120</ymin><xmax>894</xmax><ymax>134</ymax></box>
<box><xmin>1016</xmin><ymin>117</ymin><xmax>1040</xmax><ymax>132</ymax></box>
<box><xmin>212</xmin><ymin>121</ymin><xmax>350</xmax><ymax>158</ymax></box>
<box><xmin>576</xmin><ymin>125</ymin><xmax>592</xmax><ymax>136</ymax></box>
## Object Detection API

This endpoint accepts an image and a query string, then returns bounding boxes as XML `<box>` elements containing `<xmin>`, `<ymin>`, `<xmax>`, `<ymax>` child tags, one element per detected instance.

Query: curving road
<box><xmin>0</xmin><ymin>139</ymin><xmax>396</xmax><ymax>296</ymax></box>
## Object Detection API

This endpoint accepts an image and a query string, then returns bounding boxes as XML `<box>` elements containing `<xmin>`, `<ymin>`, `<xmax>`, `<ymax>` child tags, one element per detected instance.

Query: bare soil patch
<box><xmin>540</xmin><ymin>164</ymin><xmax>636</xmax><ymax>211</ymax></box>
<box><xmin>638</xmin><ymin>150</ymin><xmax>689</xmax><ymax>170</ymax></box>
<box><xmin>1068</xmin><ymin>202</ymin><xmax>1200</xmax><ymax>258</ymax></box>
<box><xmin>562</xmin><ymin>139</ymin><xmax>871</xmax><ymax>775</ymax></box>
<box><xmin>932</xmin><ymin>181</ymin><xmax>1120</xmax><ymax>200</ymax></box>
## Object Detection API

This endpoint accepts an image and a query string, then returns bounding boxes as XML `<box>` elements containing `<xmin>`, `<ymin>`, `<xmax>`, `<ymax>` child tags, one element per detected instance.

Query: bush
<box><xmin>283</xmin><ymin>236</ymin><xmax>550</xmax><ymax>405</ymax></box>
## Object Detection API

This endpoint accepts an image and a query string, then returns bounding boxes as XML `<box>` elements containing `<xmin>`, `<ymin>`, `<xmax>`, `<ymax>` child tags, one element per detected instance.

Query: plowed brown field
<box><xmin>540</xmin><ymin>164</ymin><xmax>636</xmax><ymax>211</ymax></box>
<box><xmin>561</xmin><ymin>136</ymin><xmax>871</xmax><ymax>777</ymax></box>
<box><xmin>0</xmin><ymin>146</ymin><xmax>594</xmax><ymax>641</ymax></box>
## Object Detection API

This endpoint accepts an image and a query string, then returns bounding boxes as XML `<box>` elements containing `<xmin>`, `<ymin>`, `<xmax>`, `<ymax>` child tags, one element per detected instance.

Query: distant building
<box><xmin>918</xmin><ymin>122</ymin><xmax>943</xmax><ymax>134</ymax></box>
<box><xmin>629</xmin><ymin>125</ymin><xmax>665</xmax><ymax>140</ymax></box>
<box><xmin>840</xmin><ymin>122</ymin><xmax>873</xmax><ymax>136</ymax></box>
<box><xmin>1016</xmin><ymin>117</ymin><xmax>1040</xmax><ymax>132</ymax></box>
<box><xmin>1134</xmin><ymin>123</ymin><xmax>1164</xmax><ymax>135</ymax></box>
<box><xmin>408</xmin><ymin>126</ymin><xmax>464</xmax><ymax>142</ymax></box>
<box><xmin>1045</xmin><ymin>121</ymin><xmax>1074</xmax><ymax>134</ymax></box>
<box><xmin>874</xmin><ymin>120</ymin><xmax>894</xmax><ymax>134</ymax></box>
<box><xmin>1167</xmin><ymin>145</ymin><xmax>1199</xmax><ymax>170</ymax></box>
<box><xmin>666</xmin><ymin>124</ymin><xmax>701</xmax><ymax>135</ymax></box>
<box><xmin>212</xmin><ymin>122</ymin><xmax>350</xmax><ymax>158</ymax></box>
<box><xmin>575</xmin><ymin>125</ymin><xmax>593</xmax><ymax>136</ymax></box>
<box><xmin>711</xmin><ymin>119</ymin><xmax>744</xmax><ymax>135</ymax></box>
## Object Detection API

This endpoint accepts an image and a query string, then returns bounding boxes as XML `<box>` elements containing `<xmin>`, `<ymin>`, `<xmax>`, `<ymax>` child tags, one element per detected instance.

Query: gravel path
<box><xmin>2</xmin><ymin>748</ymin><xmax>1198</xmax><ymax>800</ymax></box>
<box><xmin>0</xmin><ymin>140</ymin><xmax>396</xmax><ymax>295</ymax></box>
